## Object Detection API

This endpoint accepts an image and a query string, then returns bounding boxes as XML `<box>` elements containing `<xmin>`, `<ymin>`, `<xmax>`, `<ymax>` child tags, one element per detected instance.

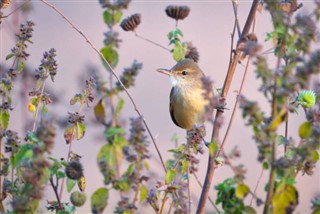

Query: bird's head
<box><xmin>157</xmin><ymin>59</ymin><xmax>204</xmax><ymax>87</ymax></box>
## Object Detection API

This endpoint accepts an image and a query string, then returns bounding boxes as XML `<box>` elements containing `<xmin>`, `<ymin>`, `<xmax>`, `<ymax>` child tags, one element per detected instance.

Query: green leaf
<box><xmin>114</xmin><ymin>10</ymin><xmax>123</xmax><ymax>24</ymax></box>
<box><xmin>5</xmin><ymin>53</ymin><xmax>14</xmax><ymax>60</ymax></box>
<box><xmin>76</xmin><ymin>122</ymin><xmax>86</xmax><ymax>140</ymax></box>
<box><xmin>104</xmin><ymin>127</ymin><xmax>125</xmax><ymax>140</ymax></box>
<box><xmin>127</xmin><ymin>164</ymin><xmax>135</xmax><ymax>175</ymax></box>
<box><xmin>263</xmin><ymin>162</ymin><xmax>269</xmax><ymax>170</ymax></box>
<box><xmin>0</xmin><ymin>110</ymin><xmax>10</xmax><ymax>129</ymax></box>
<box><xmin>140</xmin><ymin>185</ymin><xmax>148</xmax><ymax>203</ymax></box>
<box><xmin>97</xmin><ymin>144</ymin><xmax>116</xmax><ymax>167</ymax></box>
<box><xmin>91</xmin><ymin>187</ymin><xmax>109</xmax><ymax>213</ymax></box>
<box><xmin>117</xmin><ymin>179</ymin><xmax>130</xmax><ymax>192</ymax></box>
<box><xmin>236</xmin><ymin>183</ymin><xmax>250</xmax><ymax>199</ymax></box>
<box><xmin>166</xmin><ymin>159</ymin><xmax>175</xmax><ymax>169</ymax></box>
<box><xmin>94</xmin><ymin>98</ymin><xmax>106</xmax><ymax>124</ymax></box>
<box><xmin>299</xmin><ymin>121</ymin><xmax>312</xmax><ymax>139</ymax></box>
<box><xmin>103</xmin><ymin>10</ymin><xmax>112</xmax><ymax>26</ymax></box>
<box><xmin>100</xmin><ymin>46</ymin><xmax>119</xmax><ymax>70</ymax></box>
<box><xmin>143</xmin><ymin>160</ymin><xmax>150</xmax><ymax>170</ymax></box>
<box><xmin>272</xmin><ymin>183</ymin><xmax>298</xmax><ymax>214</ymax></box>
<box><xmin>172</xmin><ymin>41</ymin><xmax>186</xmax><ymax>62</ymax></box>
<box><xmin>103</xmin><ymin>10</ymin><xmax>122</xmax><ymax>26</ymax></box>
<box><xmin>181</xmin><ymin>159</ymin><xmax>188</xmax><ymax>174</ymax></box>
<box><xmin>166</xmin><ymin>169</ymin><xmax>176</xmax><ymax>184</ymax></box>
<box><xmin>57</xmin><ymin>171</ymin><xmax>65</xmax><ymax>179</ymax></box>
<box><xmin>64</xmin><ymin>125</ymin><xmax>75</xmax><ymax>144</ymax></box>
<box><xmin>18</xmin><ymin>60</ymin><xmax>25</xmax><ymax>73</ymax></box>
<box><xmin>208</xmin><ymin>141</ymin><xmax>218</xmax><ymax>157</ymax></box>
<box><xmin>244</xmin><ymin>206</ymin><xmax>257</xmax><ymax>214</ymax></box>
<box><xmin>115</xmin><ymin>98</ymin><xmax>124</xmax><ymax>118</ymax></box>
<box><xmin>312</xmin><ymin>150</ymin><xmax>319</xmax><ymax>162</ymax></box>
<box><xmin>42</xmin><ymin>104</ymin><xmax>48</xmax><ymax>114</ymax></box>
<box><xmin>11</xmin><ymin>144</ymin><xmax>33</xmax><ymax>168</ymax></box>
<box><xmin>67</xmin><ymin>178</ymin><xmax>77</xmax><ymax>193</ymax></box>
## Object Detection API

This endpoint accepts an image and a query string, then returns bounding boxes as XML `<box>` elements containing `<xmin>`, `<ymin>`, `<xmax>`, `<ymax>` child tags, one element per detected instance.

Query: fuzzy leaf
<box><xmin>76</xmin><ymin>122</ymin><xmax>85</xmax><ymax>140</ymax></box>
<box><xmin>94</xmin><ymin>98</ymin><xmax>106</xmax><ymax>124</ymax></box>
<box><xmin>97</xmin><ymin>144</ymin><xmax>116</xmax><ymax>167</ymax></box>
<box><xmin>181</xmin><ymin>159</ymin><xmax>188</xmax><ymax>174</ymax></box>
<box><xmin>0</xmin><ymin>110</ymin><xmax>10</xmax><ymax>129</ymax></box>
<box><xmin>103</xmin><ymin>10</ymin><xmax>112</xmax><ymax>25</ymax></box>
<box><xmin>100</xmin><ymin>46</ymin><xmax>119</xmax><ymax>70</ymax></box>
<box><xmin>18</xmin><ymin>60</ymin><xmax>25</xmax><ymax>73</ymax></box>
<box><xmin>64</xmin><ymin>125</ymin><xmax>76</xmax><ymax>144</ymax></box>
<box><xmin>166</xmin><ymin>169</ymin><xmax>176</xmax><ymax>184</ymax></box>
<box><xmin>5</xmin><ymin>53</ymin><xmax>14</xmax><ymax>61</ymax></box>
<box><xmin>272</xmin><ymin>182</ymin><xmax>298</xmax><ymax>214</ymax></box>
<box><xmin>91</xmin><ymin>187</ymin><xmax>109</xmax><ymax>213</ymax></box>
<box><xmin>236</xmin><ymin>183</ymin><xmax>250</xmax><ymax>199</ymax></box>
<box><xmin>11</xmin><ymin>144</ymin><xmax>32</xmax><ymax>168</ymax></box>
<box><xmin>299</xmin><ymin>121</ymin><xmax>312</xmax><ymax>139</ymax></box>
<box><xmin>115</xmin><ymin>98</ymin><xmax>124</xmax><ymax>118</ymax></box>
<box><xmin>67</xmin><ymin>178</ymin><xmax>77</xmax><ymax>193</ymax></box>
<box><xmin>172</xmin><ymin>41</ymin><xmax>186</xmax><ymax>62</ymax></box>
<box><xmin>312</xmin><ymin>150</ymin><xmax>319</xmax><ymax>162</ymax></box>
<box><xmin>140</xmin><ymin>185</ymin><xmax>148</xmax><ymax>203</ymax></box>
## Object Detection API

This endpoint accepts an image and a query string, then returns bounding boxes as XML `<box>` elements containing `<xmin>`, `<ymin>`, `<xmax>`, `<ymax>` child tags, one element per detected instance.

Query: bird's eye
<box><xmin>182</xmin><ymin>71</ymin><xmax>188</xmax><ymax>75</ymax></box>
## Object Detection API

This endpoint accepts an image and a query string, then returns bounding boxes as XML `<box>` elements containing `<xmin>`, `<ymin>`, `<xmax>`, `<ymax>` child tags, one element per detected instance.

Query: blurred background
<box><xmin>1</xmin><ymin>0</ymin><xmax>319</xmax><ymax>213</ymax></box>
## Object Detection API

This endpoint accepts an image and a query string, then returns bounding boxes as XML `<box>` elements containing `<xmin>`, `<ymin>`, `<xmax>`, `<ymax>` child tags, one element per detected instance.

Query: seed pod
<box><xmin>120</xmin><ymin>13</ymin><xmax>141</xmax><ymax>31</ymax></box>
<box><xmin>70</xmin><ymin>191</ymin><xmax>86</xmax><ymax>207</ymax></box>
<box><xmin>1</xmin><ymin>0</ymin><xmax>11</xmax><ymax>9</ymax></box>
<box><xmin>165</xmin><ymin>5</ymin><xmax>190</xmax><ymax>20</ymax></box>
<box><xmin>65</xmin><ymin>161</ymin><xmax>83</xmax><ymax>180</ymax></box>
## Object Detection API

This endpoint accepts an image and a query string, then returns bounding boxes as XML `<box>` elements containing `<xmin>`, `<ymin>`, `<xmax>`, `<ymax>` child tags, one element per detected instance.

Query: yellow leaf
<box><xmin>78</xmin><ymin>176</ymin><xmax>86</xmax><ymax>192</ymax></box>
<box><xmin>272</xmin><ymin>182</ymin><xmax>298</xmax><ymax>214</ymax></box>
<box><xmin>266</xmin><ymin>107</ymin><xmax>288</xmax><ymax>131</ymax></box>
<box><xmin>236</xmin><ymin>183</ymin><xmax>250</xmax><ymax>199</ymax></box>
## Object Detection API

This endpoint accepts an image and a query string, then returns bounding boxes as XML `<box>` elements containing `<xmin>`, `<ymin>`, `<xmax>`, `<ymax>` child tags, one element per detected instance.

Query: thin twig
<box><xmin>231</xmin><ymin>0</ymin><xmax>242</xmax><ymax>38</ymax></box>
<box><xmin>250</xmin><ymin>168</ymin><xmax>264</xmax><ymax>206</ymax></box>
<box><xmin>59</xmin><ymin>100</ymin><xmax>85</xmax><ymax>198</ymax></box>
<box><xmin>196</xmin><ymin>1</ymin><xmax>260</xmax><ymax>213</ymax></box>
<box><xmin>187</xmin><ymin>168</ymin><xmax>191</xmax><ymax>214</ymax></box>
<box><xmin>135</xmin><ymin>32</ymin><xmax>171</xmax><ymax>52</ymax></box>
<box><xmin>49</xmin><ymin>175</ymin><xmax>63</xmax><ymax>211</ymax></box>
<box><xmin>32</xmin><ymin>81</ymin><xmax>46</xmax><ymax>132</ymax></box>
<box><xmin>40</xmin><ymin>0</ymin><xmax>167</xmax><ymax>174</ymax></box>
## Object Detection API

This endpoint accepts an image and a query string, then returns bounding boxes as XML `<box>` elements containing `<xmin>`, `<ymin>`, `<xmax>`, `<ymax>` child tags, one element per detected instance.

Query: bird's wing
<box><xmin>169</xmin><ymin>87</ymin><xmax>182</xmax><ymax>128</ymax></box>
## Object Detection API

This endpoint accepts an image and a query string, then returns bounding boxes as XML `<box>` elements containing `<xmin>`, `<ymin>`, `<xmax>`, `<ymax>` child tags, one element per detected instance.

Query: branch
<box><xmin>196</xmin><ymin>1</ymin><xmax>260</xmax><ymax>213</ymax></box>
<box><xmin>39</xmin><ymin>0</ymin><xmax>167</xmax><ymax>174</ymax></box>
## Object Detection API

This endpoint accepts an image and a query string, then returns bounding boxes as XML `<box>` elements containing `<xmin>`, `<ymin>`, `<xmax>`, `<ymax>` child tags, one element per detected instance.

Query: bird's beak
<box><xmin>157</xmin><ymin>68</ymin><xmax>176</xmax><ymax>77</ymax></box>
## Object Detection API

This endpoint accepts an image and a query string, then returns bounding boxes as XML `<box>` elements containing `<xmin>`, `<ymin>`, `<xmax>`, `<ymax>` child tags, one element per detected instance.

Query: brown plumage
<box><xmin>157</xmin><ymin>59</ymin><xmax>208</xmax><ymax>130</ymax></box>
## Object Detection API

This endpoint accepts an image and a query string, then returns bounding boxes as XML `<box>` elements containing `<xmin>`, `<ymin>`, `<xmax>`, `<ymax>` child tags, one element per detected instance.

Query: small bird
<box><xmin>157</xmin><ymin>59</ymin><xmax>209</xmax><ymax>130</ymax></box>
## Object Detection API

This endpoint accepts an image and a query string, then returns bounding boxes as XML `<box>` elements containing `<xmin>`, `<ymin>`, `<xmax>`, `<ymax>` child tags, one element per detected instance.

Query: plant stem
<box><xmin>32</xmin><ymin>81</ymin><xmax>46</xmax><ymax>132</ymax></box>
<box><xmin>231</xmin><ymin>0</ymin><xmax>242</xmax><ymax>38</ymax></box>
<box><xmin>263</xmin><ymin>140</ymin><xmax>276</xmax><ymax>214</ymax></box>
<box><xmin>196</xmin><ymin>1</ymin><xmax>260</xmax><ymax>213</ymax></box>
<box><xmin>159</xmin><ymin>192</ymin><xmax>168</xmax><ymax>214</ymax></box>
<box><xmin>250</xmin><ymin>168</ymin><xmax>264</xmax><ymax>206</ymax></box>
<box><xmin>187</xmin><ymin>167</ymin><xmax>191</xmax><ymax>214</ymax></box>
<box><xmin>40</xmin><ymin>0</ymin><xmax>167</xmax><ymax>174</ymax></box>
<box><xmin>49</xmin><ymin>175</ymin><xmax>63</xmax><ymax>211</ymax></box>
<box><xmin>135</xmin><ymin>32</ymin><xmax>171</xmax><ymax>52</ymax></box>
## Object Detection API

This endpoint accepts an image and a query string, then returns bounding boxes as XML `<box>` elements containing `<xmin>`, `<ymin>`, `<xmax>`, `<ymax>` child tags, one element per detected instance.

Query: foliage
<box><xmin>0</xmin><ymin>1</ymin><xmax>319</xmax><ymax>214</ymax></box>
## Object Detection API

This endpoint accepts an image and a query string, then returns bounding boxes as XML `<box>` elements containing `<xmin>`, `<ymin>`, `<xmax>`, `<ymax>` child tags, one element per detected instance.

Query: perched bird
<box><xmin>157</xmin><ymin>59</ymin><xmax>209</xmax><ymax>130</ymax></box>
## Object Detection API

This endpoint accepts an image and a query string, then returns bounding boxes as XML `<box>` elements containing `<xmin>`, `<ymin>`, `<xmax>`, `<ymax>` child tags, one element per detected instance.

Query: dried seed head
<box><xmin>165</xmin><ymin>5</ymin><xmax>190</xmax><ymax>20</ymax></box>
<box><xmin>185</xmin><ymin>42</ymin><xmax>199</xmax><ymax>63</ymax></box>
<box><xmin>65</xmin><ymin>161</ymin><xmax>84</xmax><ymax>180</ymax></box>
<box><xmin>120</xmin><ymin>13</ymin><xmax>141</xmax><ymax>32</ymax></box>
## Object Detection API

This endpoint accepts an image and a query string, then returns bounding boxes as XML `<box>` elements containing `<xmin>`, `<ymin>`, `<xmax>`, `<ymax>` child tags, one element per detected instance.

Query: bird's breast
<box><xmin>170</xmin><ymin>85</ymin><xmax>208</xmax><ymax>130</ymax></box>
